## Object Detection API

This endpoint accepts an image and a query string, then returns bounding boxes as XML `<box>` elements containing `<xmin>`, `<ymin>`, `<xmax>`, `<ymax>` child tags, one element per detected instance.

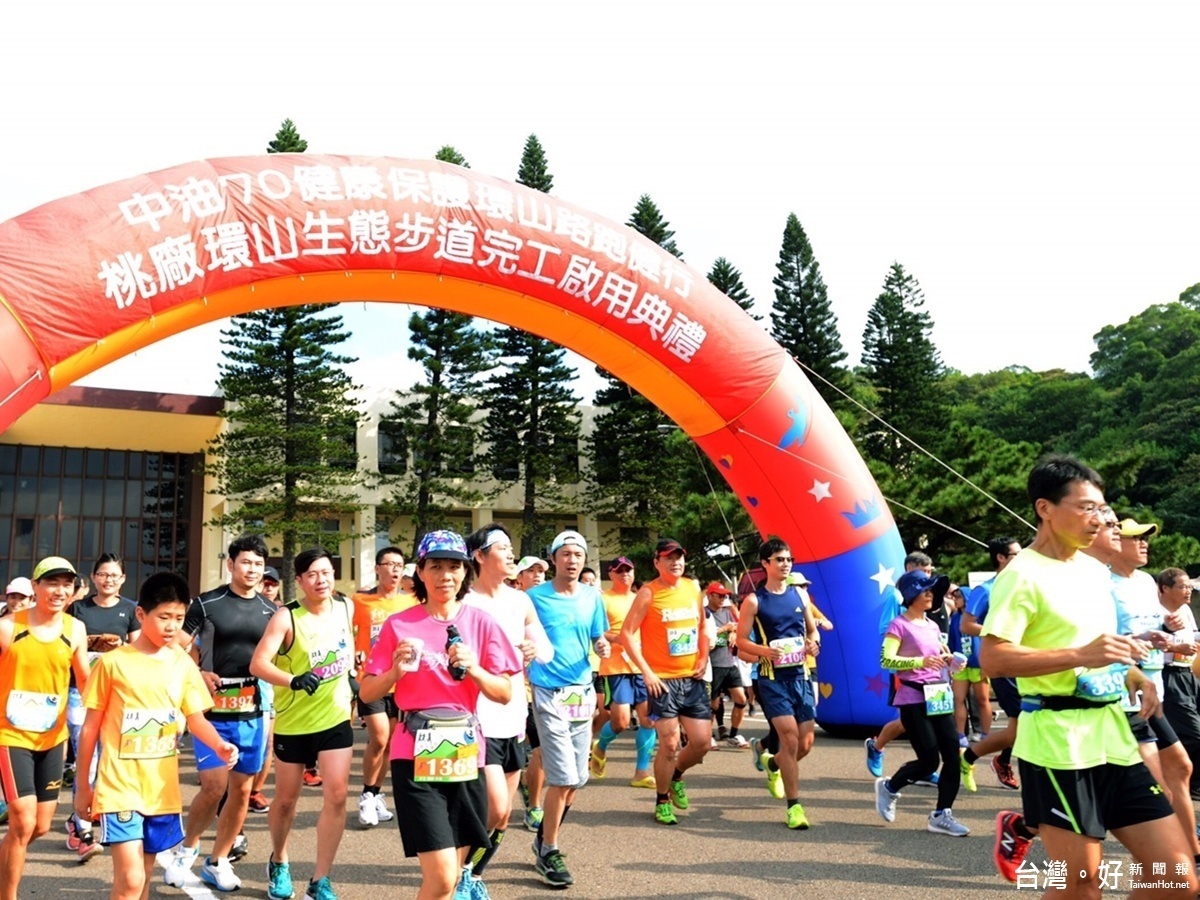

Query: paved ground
<box><xmin>8</xmin><ymin>714</ymin><xmax>1144</xmax><ymax>898</ymax></box>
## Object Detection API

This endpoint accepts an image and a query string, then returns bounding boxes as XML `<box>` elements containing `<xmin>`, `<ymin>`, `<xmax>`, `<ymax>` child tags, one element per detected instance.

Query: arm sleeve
<box><xmin>880</xmin><ymin>634</ymin><xmax>926</xmax><ymax>671</ymax></box>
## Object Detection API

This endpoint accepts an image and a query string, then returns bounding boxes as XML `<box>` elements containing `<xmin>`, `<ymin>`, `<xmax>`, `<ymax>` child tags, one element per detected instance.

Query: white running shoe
<box><xmin>928</xmin><ymin>808</ymin><xmax>970</xmax><ymax>836</ymax></box>
<box><xmin>727</xmin><ymin>735</ymin><xmax>750</xmax><ymax>749</ymax></box>
<box><xmin>358</xmin><ymin>791</ymin><xmax>379</xmax><ymax>828</ymax></box>
<box><xmin>200</xmin><ymin>856</ymin><xmax>243</xmax><ymax>892</ymax></box>
<box><xmin>163</xmin><ymin>844</ymin><xmax>200</xmax><ymax>888</ymax></box>
<box><xmin>374</xmin><ymin>792</ymin><xmax>394</xmax><ymax>822</ymax></box>
<box><xmin>874</xmin><ymin>777</ymin><xmax>900</xmax><ymax>823</ymax></box>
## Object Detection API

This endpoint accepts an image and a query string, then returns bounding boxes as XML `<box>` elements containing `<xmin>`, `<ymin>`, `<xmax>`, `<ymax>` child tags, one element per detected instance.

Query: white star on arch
<box><xmin>808</xmin><ymin>479</ymin><xmax>832</xmax><ymax>502</ymax></box>
<box><xmin>870</xmin><ymin>564</ymin><xmax>896</xmax><ymax>595</ymax></box>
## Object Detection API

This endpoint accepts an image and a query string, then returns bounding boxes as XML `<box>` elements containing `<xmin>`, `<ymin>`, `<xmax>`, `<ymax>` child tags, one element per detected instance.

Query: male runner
<box><xmin>705</xmin><ymin>581</ymin><xmax>749</xmax><ymax>749</ymax></box>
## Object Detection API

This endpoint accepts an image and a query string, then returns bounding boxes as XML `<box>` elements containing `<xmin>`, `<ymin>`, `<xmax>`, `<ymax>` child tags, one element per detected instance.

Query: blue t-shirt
<box><xmin>964</xmin><ymin>578</ymin><xmax>994</xmax><ymax>624</ymax></box>
<box><xmin>948</xmin><ymin>611</ymin><xmax>980</xmax><ymax>667</ymax></box>
<box><xmin>527</xmin><ymin>581</ymin><xmax>606</xmax><ymax>689</ymax></box>
<box><xmin>750</xmin><ymin>584</ymin><xmax>808</xmax><ymax>681</ymax></box>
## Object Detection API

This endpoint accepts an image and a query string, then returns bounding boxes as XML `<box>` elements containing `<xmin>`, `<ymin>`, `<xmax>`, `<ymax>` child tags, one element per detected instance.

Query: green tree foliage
<box><xmin>707</xmin><ymin>257</ymin><xmax>759</xmax><ymax>320</ymax></box>
<box><xmin>377</xmin><ymin>311</ymin><xmax>495</xmax><ymax>552</ymax></box>
<box><xmin>207</xmin><ymin>121</ymin><xmax>363</xmax><ymax>600</ymax></box>
<box><xmin>860</xmin><ymin>262</ymin><xmax>947</xmax><ymax>467</ymax></box>
<box><xmin>433</xmin><ymin>145</ymin><xmax>470</xmax><ymax>167</ymax></box>
<box><xmin>627</xmin><ymin>194</ymin><xmax>682</xmax><ymax>259</ymax></box>
<box><xmin>770</xmin><ymin>213</ymin><xmax>850</xmax><ymax>403</ymax></box>
<box><xmin>516</xmin><ymin>134</ymin><xmax>551</xmax><ymax>191</ymax></box>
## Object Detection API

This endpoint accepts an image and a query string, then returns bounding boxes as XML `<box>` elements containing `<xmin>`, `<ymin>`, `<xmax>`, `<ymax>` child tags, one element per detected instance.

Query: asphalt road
<box><xmin>8</xmin><ymin>714</ymin><xmax>1144</xmax><ymax>899</ymax></box>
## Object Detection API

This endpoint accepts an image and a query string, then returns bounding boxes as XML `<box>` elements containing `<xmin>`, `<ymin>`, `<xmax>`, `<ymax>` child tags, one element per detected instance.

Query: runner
<box><xmin>249</xmin><ymin>565</ymin><xmax>284</xmax><ymax>815</ymax></box>
<box><xmin>164</xmin><ymin>534</ymin><xmax>274</xmax><ymax>892</ymax></box>
<box><xmin>735</xmin><ymin>539</ymin><xmax>819</xmax><ymax>829</ymax></box>
<box><xmin>351</xmin><ymin>546</ymin><xmax>417</xmax><ymax>828</ymax></box>
<box><xmin>620</xmin><ymin>539</ymin><xmax>712</xmax><ymax>827</ymax></box>
<box><xmin>514</xmin><ymin>555</ymin><xmax>550</xmax><ymax>834</ymax></box>
<box><xmin>705</xmin><ymin>581</ymin><xmax>749</xmax><ymax>750</ymax></box>
<box><xmin>0</xmin><ymin>556</ymin><xmax>91</xmax><ymax>900</ymax></box>
<box><xmin>359</xmin><ymin>529</ymin><xmax>521</xmax><ymax>900</ymax></box>
<box><xmin>251</xmin><ymin>548</ymin><xmax>357</xmax><ymax>900</ymax></box>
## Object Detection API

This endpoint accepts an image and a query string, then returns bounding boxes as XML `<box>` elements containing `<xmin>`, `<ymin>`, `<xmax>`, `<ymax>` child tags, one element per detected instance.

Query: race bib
<box><xmin>555</xmin><ymin>684</ymin><xmax>596</xmax><ymax>723</ymax></box>
<box><xmin>119</xmin><ymin>708</ymin><xmax>179</xmax><ymax>759</ymax></box>
<box><xmin>86</xmin><ymin>651</ymin><xmax>104</xmax><ymax>670</ymax></box>
<box><xmin>1074</xmin><ymin>663</ymin><xmax>1129</xmax><ymax>703</ymax></box>
<box><xmin>370</xmin><ymin>622</ymin><xmax>384</xmax><ymax>644</ymax></box>
<box><xmin>923</xmin><ymin>683</ymin><xmax>954</xmax><ymax>716</ymax></box>
<box><xmin>6</xmin><ymin>690</ymin><xmax>60</xmax><ymax>733</ymax></box>
<box><xmin>212</xmin><ymin>681</ymin><xmax>258</xmax><ymax>714</ymax></box>
<box><xmin>666</xmin><ymin>626</ymin><xmax>698</xmax><ymax>657</ymax></box>
<box><xmin>715</xmin><ymin>631</ymin><xmax>729</xmax><ymax>648</ymax></box>
<box><xmin>308</xmin><ymin>641</ymin><xmax>352</xmax><ymax>681</ymax></box>
<box><xmin>769</xmin><ymin>637</ymin><xmax>805</xmax><ymax>669</ymax></box>
<box><xmin>413</xmin><ymin>721</ymin><xmax>479</xmax><ymax>783</ymax></box>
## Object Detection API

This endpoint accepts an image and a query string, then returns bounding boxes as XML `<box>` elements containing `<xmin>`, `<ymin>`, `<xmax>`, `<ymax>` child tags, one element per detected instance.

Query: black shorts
<box><xmin>391</xmin><ymin>759</ymin><xmax>489</xmax><ymax>856</ymax></box>
<box><xmin>273</xmin><ymin>720</ymin><xmax>354</xmax><ymax>765</ymax></box>
<box><xmin>0</xmin><ymin>742</ymin><xmax>66</xmax><ymax>803</ymax></box>
<box><xmin>710</xmin><ymin>666</ymin><xmax>745</xmax><ymax>699</ymax></box>
<box><xmin>1019</xmin><ymin>758</ymin><xmax>1173</xmax><ymax>838</ymax></box>
<box><xmin>524</xmin><ymin>705</ymin><xmax>540</xmax><ymax>751</ymax></box>
<box><xmin>648</xmin><ymin>678</ymin><xmax>711</xmax><ymax>721</ymax></box>
<box><xmin>992</xmin><ymin>676</ymin><xmax>1021</xmax><ymax>719</ymax></box>
<box><xmin>484</xmin><ymin>735</ymin><xmax>527</xmax><ymax>773</ymax></box>
<box><xmin>359</xmin><ymin>695</ymin><xmax>399</xmax><ymax>719</ymax></box>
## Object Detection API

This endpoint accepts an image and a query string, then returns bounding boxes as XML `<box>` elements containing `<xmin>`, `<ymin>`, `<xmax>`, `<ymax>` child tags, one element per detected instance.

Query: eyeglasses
<box><xmin>378</xmin><ymin>562</ymin><xmax>405</xmax><ymax>569</ymax></box>
<box><xmin>94</xmin><ymin>573</ymin><xmax>123</xmax><ymax>580</ymax></box>
<box><xmin>768</xmin><ymin>556</ymin><xmax>793</xmax><ymax>564</ymax></box>
<box><xmin>1060</xmin><ymin>500</ymin><xmax>1103</xmax><ymax>518</ymax></box>
<box><xmin>1119</xmin><ymin>534</ymin><xmax>1150</xmax><ymax>543</ymax></box>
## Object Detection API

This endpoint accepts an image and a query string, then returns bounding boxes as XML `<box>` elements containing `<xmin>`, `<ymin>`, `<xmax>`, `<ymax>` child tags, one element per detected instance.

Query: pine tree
<box><xmin>433</xmin><ymin>145</ymin><xmax>470</xmax><ymax>167</ymax></box>
<box><xmin>206</xmin><ymin>121</ymin><xmax>363</xmax><ymax>601</ymax></box>
<box><xmin>860</xmin><ymin>262</ymin><xmax>947</xmax><ymax>466</ymax></box>
<box><xmin>478</xmin><ymin>135</ymin><xmax>580</xmax><ymax>554</ymax></box>
<box><xmin>707</xmin><ymin>257</ymin><xmax>759</xmax><ymax>320</ymax></box>
<box><xmin>770</xmin><ymin>213</ymin><xmax>850</xmax><ymax>402</ymax></box>
<box><xmin>627</xmin><ymin>194</ymin><xmax>682</xmax><ymax>259</ymax></box>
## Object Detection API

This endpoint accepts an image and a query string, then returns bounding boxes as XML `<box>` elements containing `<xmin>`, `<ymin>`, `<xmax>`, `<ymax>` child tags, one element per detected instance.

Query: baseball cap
<box><xmin>895</xmin><ymin>570</ymin><xmax>950</xmax><ymax>605</ymax></box>
<box><xmin>608</xmin><ymin>556</ymin><xmax>634</xmax><ymax>572</ymax></box>
<box><xmin>402</xmin><ymin>563</ymin><xmax>416</xmax><ymax>578</ymax></box>
<box><xmin>262</xmin><ymin>566</ymin><xmax>280</xmax><ymax>584</ymax></box>
<box><xmin>1118</xmin><ymin>518</ymin><xmax>1159</xmax><ymax>539</ymax></box>
<box><xmin>5</xmin><ymin>577</ymin><xmax>33</xmax><ymax>596</ymax></box>
<box><xmin>655</xmin><ymin>538</ymin><xmax>686</xmax><ymax>557</ymax></box>
<box><xmin>516</xmin><ymin>556</ymin><xmax>549</xmax><ymax>574</ymax></box>
<box><xmin>415</xmin><ymin>530</ymin><xmax>470</xmax><ymax>562</ymax></box>
<box><xmin>704</xmin><ymin>581</ymin><xmax>731</xmax><ymax>596</ymax></box>
<box><xmin>550</xmin><ymin>530</ymin><xmax>588</xmax><ymax>554</ymax></box>
<box><xmin>33</xmin><ymin>556</ymin><xmax>77</xmax><ymax>581</ymax></box>
<box><xmin>787</xmin><ymin>571</ymin><xmax>812</xmax><ymax>587</ymax></box>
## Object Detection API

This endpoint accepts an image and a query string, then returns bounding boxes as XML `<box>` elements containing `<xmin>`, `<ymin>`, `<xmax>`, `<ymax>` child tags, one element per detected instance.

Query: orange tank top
<box><xmin>639</xmin><ymin>578</ymin><xmax>703</xmax><ymax>679</ymax></box>
<box><xmin>0</xmin><ymin>610</ymin><xmax>77</xmax><ymax>750</ymax></box>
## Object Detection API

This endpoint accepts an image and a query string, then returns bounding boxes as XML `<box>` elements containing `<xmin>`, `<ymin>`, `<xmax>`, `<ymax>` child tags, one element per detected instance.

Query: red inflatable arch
<box><xmin>0</xmin><ymin>156</ymin><xmax>904</xmax><ymax>728</ymax></box>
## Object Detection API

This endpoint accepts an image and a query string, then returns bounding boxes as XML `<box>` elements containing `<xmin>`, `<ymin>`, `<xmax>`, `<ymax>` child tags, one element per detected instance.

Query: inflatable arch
<box><xmin>0</xmin><ymin>156</ymin><xmax>904</xmax><ymax>729</ymax></box>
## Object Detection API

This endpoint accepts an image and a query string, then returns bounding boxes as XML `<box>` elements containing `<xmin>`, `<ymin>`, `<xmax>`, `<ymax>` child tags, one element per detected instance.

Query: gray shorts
<box><xmin>531</xmin><ymin>683</ymin><xmax>595</xmax><ymax>789</ymax></box>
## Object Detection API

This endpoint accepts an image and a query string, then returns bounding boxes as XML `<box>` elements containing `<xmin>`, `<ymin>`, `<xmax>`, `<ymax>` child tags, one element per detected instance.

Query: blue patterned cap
<box><xmin>416</xmin><ymin>530</ymin><xmax>469</xmax><ymax>562</ymax></box>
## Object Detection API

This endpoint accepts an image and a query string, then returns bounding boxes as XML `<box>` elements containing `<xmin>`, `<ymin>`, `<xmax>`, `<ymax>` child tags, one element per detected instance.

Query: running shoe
<box><xmin>913</xmin><ymin>771</ymin><xmax>939</xmax><ymax>787</ymax></box>
<box><xmin>358</xmin><ymin>791</ymin><xmax>379</xmax><ymax>828</ymax></box>
<box><xmin>267</xmin><ymin>857</ymin><xmax>295</xmax><ymax>900</ymax></box>
<box><xmin>163</xmin><ymin>843</ymin><xmax>200</xmax><ymax>887</ymax></box>
<box><xmin>469</xmin><ymin>875</ymin><xmax>492</xmax><ymax>900</ymax></box>
<box><xmin>655</xmin><ymin>801</ymin><xmax>679</xmax><ymax>825</ymax></box>
<box><xmin>302</xmin><ymin>768</ymin><xmax>323</xmax><ymax>787</ymax></box>
<box><xmin>727</xmin><ymin>735</ymin><xmax>750</xmax><ymax>750</ymax></box>
<box><xmin>229</xmin><ymin>833</ymin><xmax>249</xmax><ymax>862</ymax></box>
<box><xmin>62</xmin><ymin>764</ymin><xmax>76</xmax><ymax>787</ymax></box>
<box><xmin>786</xmin><ymin>803</ymin><xmax>810</xmax><ymax>830</ymax></box>
<box><xmin>864</xmin><ymin>737</ymin><xmax>884</xmax><ymax>778</ymax></box>
<box><xmin>991</xmin><ymin>756</ymin><xmax>1020</xmax><ymax>790</ymax></box>
<box><xmin>304</xmin><ymin>876</ymin><xmax>338</xmax><ymax>900</ymax></box>
<box><xmin>589</xmin><ymin>740</ymin><xmax>607</xmax><ymax>778</ymax></box>
<box><xmin>960</xmin><ymin>753</ymin><xmax>978</xmax><ymax>793</ymax></box>
<box><xmin>630</xmin><ymin>774</ymin><xmax>656</xmax><ymax>789</ymax></box>
<box><xmin>248</xmin><ymin>791</ymin><xmax>271</xmax><ymax>813</ymax></box>
<box><xmin>752</xmin><ymin>740</ymin><xmax>766</xmax><ymax>772</ymax></box>
<box><xmin>76</xmin><ymin>826</ymin><xmax>102</xmax><ymax>863</ymax></box>
<box><xmin>534</xmin><ymin>849</ymin><xmax>573</xmax><ymax>888</ymax></box>
<box><xmin>669</xmin><ymin>779</ymin><xmax>690</xmax><ymax>810</ymax></box>
<box><xmin>717</xmin><ymin>725</ymin><xmax>729</xmax><ymax>741</ymax></box>
<box><xmin>201</xmin><ymin>856</ymin><xmax>242</xmax><ymax>892</ymax></box>
<box><xmin>523</xmin><ymin>807</ymin><xmax>543</xmax><ymax>832</ymax></box>
<box><xmin>518</xmin><ymin>779</ymin><xmax>530</xmax><ymax>810</ymax></box>
<box><xmin>994</xmin><ymin>810</ymin><xmax>1033</xmax><ymax>883</ymax></box>
<box><xmin>374</xmin><ymin>792</ymin><xmax>394</xmax><ymax>822</ymax></box>
<box><xmin>928</xmin><ymin>809</ymin><xmax>970</xmax><ymax>837</ymax></box>
<box><xmin>64</xmin><ymin>815</ymin><xmax>82</xmax><ymax>851</ymax></box>
<box><xmin>874</xmin><ymin>777</ymin><xmax>900</xmax><ymax>823</ymax></box>
<box><xmin>764</xmin><ymin>759</ymin><xmax>784</xmax><ymax>800</ymax></box>
<box><xmin>452</xmin><ymin>866</ymin><xmax>474</xmax><ymax>900</ymax></box>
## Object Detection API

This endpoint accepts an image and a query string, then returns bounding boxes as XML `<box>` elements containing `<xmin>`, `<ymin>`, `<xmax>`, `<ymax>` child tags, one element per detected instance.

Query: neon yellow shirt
<box><xmin>272</xmin><ymin>598</ymin><xmax>354</xmax><ymax>736</ymax></box>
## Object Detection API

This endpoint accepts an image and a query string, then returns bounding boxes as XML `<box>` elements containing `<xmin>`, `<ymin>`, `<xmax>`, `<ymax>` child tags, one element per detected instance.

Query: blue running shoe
<box><xmin>865</xmin><ymin>737</ymin><xmax>884</xmax><ymax>778</ymax></box>
<box><xmin>267</xmin><ymin>857</ymin><xmax>295</xmax><ymax>900</ymax></box>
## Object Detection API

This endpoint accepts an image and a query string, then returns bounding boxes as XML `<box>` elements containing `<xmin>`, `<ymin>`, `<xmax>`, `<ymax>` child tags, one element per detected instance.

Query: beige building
<box><xmin>0</xmin><ymin>385</ymin><xmax>621</xmax><ymax>595</ymax></box>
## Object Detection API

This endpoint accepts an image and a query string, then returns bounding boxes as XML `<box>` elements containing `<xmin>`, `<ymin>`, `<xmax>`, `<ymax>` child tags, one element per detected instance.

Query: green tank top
<box><xmin>272</xmin><ymin>597</ymin><xmax>353</xmax><ymax>736</ymax></box>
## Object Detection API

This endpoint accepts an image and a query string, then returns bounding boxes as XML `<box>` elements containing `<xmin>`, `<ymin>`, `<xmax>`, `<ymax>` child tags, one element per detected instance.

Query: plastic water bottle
<box><xmin>446</xmin><ymin>625</ymin><xmax>467</xmax><ymax>681</ymax></box>
<box><xmin>951</xmin><ymin>652</ymin><xmax>968</xmax><ymax>673</ymax></box>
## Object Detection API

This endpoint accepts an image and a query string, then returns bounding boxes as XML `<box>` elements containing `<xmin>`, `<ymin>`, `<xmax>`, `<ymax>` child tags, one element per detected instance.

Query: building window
<box><xmin>378</xmin><ymin>419</ymin><xmax>408</xmax><ymax>476</ymax></box>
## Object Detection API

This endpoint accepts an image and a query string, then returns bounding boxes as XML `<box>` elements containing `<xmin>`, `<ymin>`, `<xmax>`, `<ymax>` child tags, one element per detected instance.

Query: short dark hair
<box><xmin>412</xmin><ymin>558</ymin><xmax>473</xmax><ymax>604</ymax></box>
<box><xmin>987</xmin><ymin>536</ymin><xmax>1018</xmax><ymax>568</ymax></box>
<box><xmin>1157</xmin><ymin>567</ymin><xmax>1190</xmax><ymax>590</ymax></box>
<box><xmin>375</xmin><ymin>546</ymin><xmax>405</xmax><ymax>566</ymax></box>
<box><xmin>758</xmin><ymin>537</ymin><xmax>789</xmax><ymax>562</ymax></box>
<box><xmin>139</xmin><ymin>571</ymin><xmax>190</xmax><ymax>612</ymax></box>
<box><xmin>294</xmin><ymin>547</ymin><xmax>333</xmax><ymax>576</ymax></box>
<box><xmin>904</xmin><ymin>551</ymin><xmax>932</xmax><ymax>570</ymax></box>
<box><xmin>581</xmin><ymin>567</ymin><xmax>596</xmax><ymax>578</ymax></box>
<box><xmin>92</xmin><ymin>552</ymin><xmax>124</xmax><ymax>575</ymax></box>
<box><xmin>465</xmin><ymin>524</ymin><xmax>511</xmax><ymax>576</ymax></box>
<box><xmin>1028</xmin><ymin>455</ymin><xmax>1103</xmax><ymax>523</ymax></box>
<box><xmin>229</xmin><ymin>534</ymin><xmax>269</xmax><ymax>562</ymax></box>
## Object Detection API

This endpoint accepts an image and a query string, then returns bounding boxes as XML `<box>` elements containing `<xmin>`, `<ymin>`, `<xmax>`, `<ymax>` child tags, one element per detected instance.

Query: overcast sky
<box><xmin>3</xmin><ymin>2</ymin><xmax>1197</xmax><ymax>404</ymax></box>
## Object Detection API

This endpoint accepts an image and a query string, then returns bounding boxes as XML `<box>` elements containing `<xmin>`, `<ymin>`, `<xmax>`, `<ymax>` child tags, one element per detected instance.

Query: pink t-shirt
<box><xmin>884</xmin><ymin>614</ymin><xmax>949</xmax><ymax>706</ymax></box>
<box><xmin>365</xmin><ymin>603</ymin><xmax>522</xmax><ymax>761</ymax></box>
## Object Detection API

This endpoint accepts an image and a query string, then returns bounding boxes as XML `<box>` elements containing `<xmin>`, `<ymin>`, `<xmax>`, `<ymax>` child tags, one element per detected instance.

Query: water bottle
<box><xmin>951</xmin><ymin>652</ymin><xmax>968</xmax><ymax>673</ymax></box>
<box><xmin>446</xmin><ymin>625</ymin><xmax>467</xmax><ymax>681</ymax></box>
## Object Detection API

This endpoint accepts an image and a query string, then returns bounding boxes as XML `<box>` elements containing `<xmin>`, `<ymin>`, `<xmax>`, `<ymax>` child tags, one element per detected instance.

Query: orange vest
<box><xmin>0</xmin><ymin>610</ymin><xmax>77</xmax><ymax>750</ymax></box>
<box><xmin>639</xmin><ymin>577</ymin><xmax>703</xmax><ymax>679</ymax></box>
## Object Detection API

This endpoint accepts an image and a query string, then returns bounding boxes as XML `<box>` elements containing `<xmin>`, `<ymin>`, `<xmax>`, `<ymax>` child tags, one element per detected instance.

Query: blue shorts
<box><xmin>601</xmin><ymin>674</ymin><xmax>648</xmax><ymax>709</ymax></box>
<box><xmin>98</xmin><ymin>811</ymin><xmax>183</xmax><ymax>854</ymax></box>
<box><xmin>194</xmin><ymin>716</ymin><xmax>267</xmax><ymax>775</ymax></box>
<box><xmin>757</xmin><ymin>676</ymin><xmax>816</xmax><ymax>724</ymax></box>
